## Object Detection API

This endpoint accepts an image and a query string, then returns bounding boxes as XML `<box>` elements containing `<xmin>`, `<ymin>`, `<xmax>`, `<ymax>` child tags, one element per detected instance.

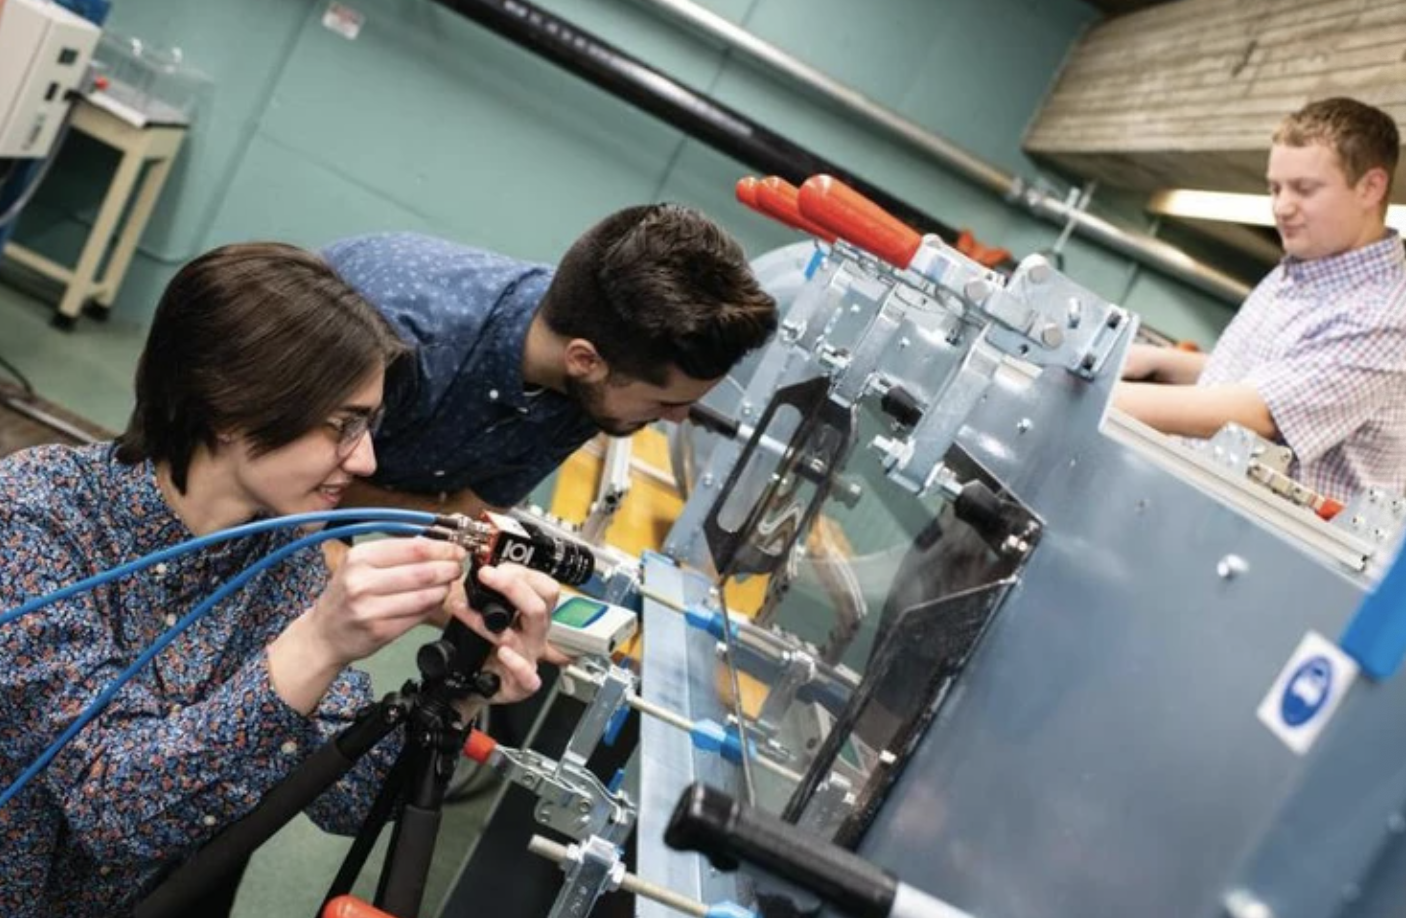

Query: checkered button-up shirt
<box><xmin>1199</xmin><ymin>231</ymin><xmax>1406</xmax><ymax>499</ymax></box>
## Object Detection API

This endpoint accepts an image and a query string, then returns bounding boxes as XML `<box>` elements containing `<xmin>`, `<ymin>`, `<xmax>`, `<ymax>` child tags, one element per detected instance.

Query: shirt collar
<box><xmin>477</xmin><ymin>270</ymin><xmax>553</xmax><ymax>413</ymax></box>
<box><xmin>105</xmin><ymin>445</ymin><xmax>197</xmax><ymax>549</ymax></box>
<box><xmin>1281</xmin><ymin>230</ymin><xmax>1403</xmax><ymax>285</ymax></box>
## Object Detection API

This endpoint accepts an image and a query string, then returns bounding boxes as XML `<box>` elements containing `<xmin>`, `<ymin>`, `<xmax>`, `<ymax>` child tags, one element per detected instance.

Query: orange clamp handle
<box><xmin>755</xmin><ymin>177</ymin><xmax>838</xmax><ymax>243</ymax></box>
<box><xmin>462</xmin><ymin>727</ymin><xmax>498</xmax><ymax>764</ymax></box>
<box><xmin>1316</xmin><ymin>497</ymin><xmax>1345</xmax><ymax>521</ymax></box>
<box><xmin>797</xmin><ymin>175</ymin><xmax>922</xmax><ymax>269</ymax></box>
<box><xmin>735</xmin><ymin>177</ymin><xmax>761</xmax><ymax>210</ymax></box>
<box><xmin>324</xmin><ymin>896</ymin><xmax>397</xmax><ymax>918</ymax></box>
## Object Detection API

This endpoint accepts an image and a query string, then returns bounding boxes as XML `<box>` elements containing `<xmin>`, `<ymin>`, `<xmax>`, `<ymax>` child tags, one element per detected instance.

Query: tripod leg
<box><xmin>375</xmin><ymin>727</ymin><xmax>464</xmax><ymax>917</ymax></box>
<box><xmin>322</xmin><ymin>750</ymin><xmax>414</xmax><ymax>909</ymax></box>
<box><xmin>137</xmin><ymin>701</ymin><xmax>402</xmax><ymax>918</ymax></box>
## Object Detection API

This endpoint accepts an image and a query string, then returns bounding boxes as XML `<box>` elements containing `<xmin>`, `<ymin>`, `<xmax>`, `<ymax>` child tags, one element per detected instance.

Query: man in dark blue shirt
<box><xmin>326</xmin><ymin>204</ymin><xmax>778</xmax><ymax>515</ymax></box>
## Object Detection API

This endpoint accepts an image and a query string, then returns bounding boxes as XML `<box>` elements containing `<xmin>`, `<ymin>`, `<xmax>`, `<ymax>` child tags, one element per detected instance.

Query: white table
<box><xmin>3</xmin><ymin>93</ymin><xmax>187</xmax><ymax>328</ymax></box>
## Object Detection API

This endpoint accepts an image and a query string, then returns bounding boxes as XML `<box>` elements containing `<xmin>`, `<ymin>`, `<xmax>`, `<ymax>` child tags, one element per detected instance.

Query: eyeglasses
<box><xmin>328</xmin><ymin>406</ymin><xmax>384</xmax><ymax>457</ymax></box>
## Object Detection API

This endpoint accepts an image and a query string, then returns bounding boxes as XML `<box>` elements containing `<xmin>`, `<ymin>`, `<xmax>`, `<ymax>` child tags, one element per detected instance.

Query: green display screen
<box><xmin>553</xmin><ymin>597</ymin><xmax>606</xmax><ymax>628</ymax></box>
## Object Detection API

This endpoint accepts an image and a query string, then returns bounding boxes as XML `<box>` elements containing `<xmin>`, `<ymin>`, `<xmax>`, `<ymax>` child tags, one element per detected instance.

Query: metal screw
<box><xmin>577</xmin><ymin>799</ymin><xmax>592</xmax><ymax>814</ymax></box>
<box><xmin>1067</xmin><ymin>298</ymin><xmax>1083</xmax><ymax>328</ymax></box>
<box><xmin>701</xmin><ymin>474</ymin><xmax>715</xmax><ymax>488</ymax></box>
<box><xmin>1223</xmin><ymin>889</ymin><xmax>1274</xmax><ymax>918</ymax></box>
<box><xmin>1027</xmin><ymin>261</ymin><xmax>1053</xmax><ymax>284</ymax></box>
<box><xmin>1002</xmin><ymin>534</ymin><xmax>1030</xmax><ymax>554</ymax></box>
<box><xmin>1040</xmin><ymin>324</ymin><xmax>1065</xmax><ymax>348</ymax></box>
<box><xmin>1217</xmin><ymin>555</ymin><xmax>1249</xmax><ymax>579</ymax></box>
<box><xmin>964</xmin><ymin>278</ymin><xmax>993</xmax><ymax>302</ymax></box>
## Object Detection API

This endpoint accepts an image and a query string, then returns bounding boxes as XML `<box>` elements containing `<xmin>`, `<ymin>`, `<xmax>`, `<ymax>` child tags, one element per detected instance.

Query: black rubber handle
<box><xmin>665</xmin><ymin>783</ymin><xmax>897</xmax><ymax>918</ymax></box>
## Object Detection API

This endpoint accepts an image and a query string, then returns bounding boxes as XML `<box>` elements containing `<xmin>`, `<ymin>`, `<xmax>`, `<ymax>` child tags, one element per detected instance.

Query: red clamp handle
<box><xmin>736</xmin><ymin>176</ymin><xmax>837</xmax><ymax>242</ymax></box>
<box><xmin>797</xmin><ymin>175</ymin><xmax>922</xmax><ymax>269</ymax></box>
<box><xmin>323</xmin><ymin>896</ymin><xmax>397</xmax><ymax>918</ymax></box>
<box><xmin>462</xmin><ymin>727</ymin><xmax>498</xmax><ymax>764</ymax></box>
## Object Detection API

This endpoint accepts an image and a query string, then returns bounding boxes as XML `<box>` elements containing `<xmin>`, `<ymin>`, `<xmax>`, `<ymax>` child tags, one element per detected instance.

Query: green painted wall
<box><xmin>15</xmin><ymin>0</ymin><xmax>1240</xmax><ymax>346</ymax></box>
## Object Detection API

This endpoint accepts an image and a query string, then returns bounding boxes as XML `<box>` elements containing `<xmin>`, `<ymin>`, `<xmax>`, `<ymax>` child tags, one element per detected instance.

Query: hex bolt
<box><xmin>1223</xmin><ymin>889</ymin><xmax>1274</xmax><ymax>918</ymax></box>
<box><xmin>1217</xmin><ymin>555</ymin><xmax>1249</xmax><ymax>579</ymax></box>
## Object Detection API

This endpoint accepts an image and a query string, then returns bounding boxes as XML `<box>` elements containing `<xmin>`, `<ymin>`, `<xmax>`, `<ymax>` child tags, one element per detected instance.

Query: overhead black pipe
<box><xmin>438</xmin><ymin>0</ymin><xmax>978</xmax><ymax>249</ymax></box>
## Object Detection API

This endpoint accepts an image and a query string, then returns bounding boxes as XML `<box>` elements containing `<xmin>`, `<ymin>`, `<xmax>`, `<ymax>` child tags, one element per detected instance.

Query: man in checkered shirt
<box><xmin>1115</xmin><ymin>97</ymin><xmax>1406</xmax><ymax>501</ymax></box>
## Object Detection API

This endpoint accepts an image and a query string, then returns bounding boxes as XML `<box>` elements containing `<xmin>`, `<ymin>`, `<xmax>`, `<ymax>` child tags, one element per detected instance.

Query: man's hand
<box><xmin>1120</xmin><ymin>343</ymin><xmax>1208</xmax><ymax>385</ymax></box>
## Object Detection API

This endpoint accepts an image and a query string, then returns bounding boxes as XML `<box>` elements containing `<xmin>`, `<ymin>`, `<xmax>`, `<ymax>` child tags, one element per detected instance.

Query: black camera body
<box><xmin>419</xmin><ymin>511</ymin><xmax>594</xmax><ymax>698</ymax></box>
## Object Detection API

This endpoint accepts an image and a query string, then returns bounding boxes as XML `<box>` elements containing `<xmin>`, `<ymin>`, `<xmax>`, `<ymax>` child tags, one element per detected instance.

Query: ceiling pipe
<box><xmin>622</xmin><ymin>0</ymin><xmax>1252</xmax><ymax>305</ymax></box>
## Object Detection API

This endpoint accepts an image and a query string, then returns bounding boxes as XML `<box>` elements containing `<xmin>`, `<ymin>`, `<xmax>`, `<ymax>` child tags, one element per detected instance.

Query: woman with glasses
<box><xmin>0</xmin><ymin>243</ymin><xmax>555</xmax><ymax>918</ymax></box>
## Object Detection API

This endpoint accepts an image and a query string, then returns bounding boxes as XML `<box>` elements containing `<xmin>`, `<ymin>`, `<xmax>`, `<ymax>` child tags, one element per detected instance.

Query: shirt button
<box><xmin>153</xmin><ymin>562</ymin><xmax>168</xmax><ymax>578</ymax></box>
<box><xmin>202</xmin><ymin>814</ymin><xmax>218</xmax><ymax>827</ymax></box>
<box><xmin>164</xmin><ymin>614</ymin><xmax>178</xmax><ymax>627</ymax></box>
<box><xmin>488</xmin><ymin>389</ymin><xmax>499</xmax><ymax>400</ymax></box>
<box><xmin>280</xmin><ymin>740</ymin><xmax>299</xmax><ymax>755</ymax></box>
<box><xmin>99</xmin><ymin>865</ymin><xmax>113</xmax><ymax>876</ymax></box>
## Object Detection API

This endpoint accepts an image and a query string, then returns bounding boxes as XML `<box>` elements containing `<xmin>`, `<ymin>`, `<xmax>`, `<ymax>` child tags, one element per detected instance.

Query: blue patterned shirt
<box><xmin>1199</xmin><ymin>232</ymin><xmax>1406</xmax><ymax>499</ymax></box>
<box><xmin>324</xmin><ymin>234</ymin><xmax>601</xmax><ymax>506</ymax></box>
<box><xmin>0</xmin><ymin>444</ymin><xmax>400</xmax><ymax>917</ymax></box>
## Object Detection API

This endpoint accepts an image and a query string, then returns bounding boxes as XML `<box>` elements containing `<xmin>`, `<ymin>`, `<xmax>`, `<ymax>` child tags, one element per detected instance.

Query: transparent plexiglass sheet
<box><xmin>705</xmin><ymin>400</ymin><xmax>1025</xmax><ymax>823</ymax></box>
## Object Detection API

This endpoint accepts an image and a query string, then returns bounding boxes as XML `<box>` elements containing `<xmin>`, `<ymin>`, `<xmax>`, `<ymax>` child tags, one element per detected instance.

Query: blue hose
<box><xmin>0</xmin><ymin>508</ymin><xmax>436</xmax><ymax>627</ymax></box>
<box><xmin>0</xmin><ymin>519</ymin><xmax>430</xmax><ymax>808</ymax></box>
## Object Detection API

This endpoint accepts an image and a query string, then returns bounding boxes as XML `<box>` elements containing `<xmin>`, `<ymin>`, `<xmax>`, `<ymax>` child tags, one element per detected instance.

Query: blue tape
<box><xmin>803</xmin><ymin>245</ymin><xmax>826</xmax><ymax>280</ymax></box>
<box><xmin>603</xmin><ymin>704</ymin><xmax>630</xmax><ymax>747</ymax></box>
<box><xmin>690</xmin><ymin>719</ymin><xmax>751</xmax><ymax>763</ymax></box>
<box><xmin>685</xmin><ymin>606</ymin><xmax>738</xmax><ymax>641</ymax></box>
<box><xmin>1342</xmin><ymin>540</ymin><xmax>1406</xmax><ymax>679</ymax></box>
<box><xmin>707</xmin><ymin>902</ymin><xmax>756</xmax><ymax>918</ymax></box>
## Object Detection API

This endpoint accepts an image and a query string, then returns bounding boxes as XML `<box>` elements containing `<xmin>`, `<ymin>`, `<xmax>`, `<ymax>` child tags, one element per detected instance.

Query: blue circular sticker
<box><xmin>1281</xmin><ymin>656</ymin><xmax>1333</xmax><ymax>727</ymax></box>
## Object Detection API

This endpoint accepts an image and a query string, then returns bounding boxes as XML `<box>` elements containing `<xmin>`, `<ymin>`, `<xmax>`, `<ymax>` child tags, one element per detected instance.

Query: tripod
<box><xmin>137</xmin><ymin>616</ymin><xmax>503</xmax><ymax>918</ymax></box>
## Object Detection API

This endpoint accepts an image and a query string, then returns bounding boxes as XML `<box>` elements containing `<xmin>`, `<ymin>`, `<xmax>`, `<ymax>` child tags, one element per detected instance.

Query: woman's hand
<box><xmin>270</xmin><ymin>537</ymin><xmax>466</xmax><ymax>714</ymax></box>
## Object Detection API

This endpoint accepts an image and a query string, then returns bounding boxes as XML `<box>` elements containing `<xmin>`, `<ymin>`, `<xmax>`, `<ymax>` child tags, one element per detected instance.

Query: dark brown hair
<box><xmin>537</xmin><ymin>204</ymin><xmax>778</xmax><ymax>384</ymax></box>
<box><xmin>116</xmin><ymin>243</ymin><xmax>407</xmax><ymax>491</ymax></box>
<box><xmin>1274</xmin><ymin>97</ymin><xmax>1400</xmax><ymax>199</ymax></box>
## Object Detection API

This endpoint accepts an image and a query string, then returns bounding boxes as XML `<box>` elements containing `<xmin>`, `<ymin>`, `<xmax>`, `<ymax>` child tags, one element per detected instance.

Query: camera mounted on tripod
<box><xmin>417</xmin><ymin>511</ymin><xmax>595</xmax><ymax>699</ymax></box>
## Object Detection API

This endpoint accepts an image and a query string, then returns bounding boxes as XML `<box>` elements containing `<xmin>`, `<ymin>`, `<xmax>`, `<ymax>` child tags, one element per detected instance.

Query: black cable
<box><xmin>0</xmin><ymin>352</ymin><xmax>35</xmax><ymax>396</ymax></box>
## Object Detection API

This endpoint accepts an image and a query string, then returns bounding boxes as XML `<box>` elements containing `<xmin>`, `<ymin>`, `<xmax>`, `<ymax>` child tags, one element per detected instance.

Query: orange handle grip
<box><xmin>735</xmin><ymin>177</ymin><xmax>762</xmax><ymax>210</ymax></box>
<box><xmin>755</xmin><ymin>177</ymin><xmax>838</xmax><ymax>243</ymax></box>
<box><xmin>324</xmin><ymin>896</ymin><xmax>396</xmax><ymax>918</ymax></box>
<box><xmin>1316</xmin><ymin>497</ymin><xmax>1345</xmax><ymax>521</ymax></box>
<box><xmin>462</xmin><ymin>727</ymin><xmax>498</xmax><ymax>764</ymax></box>
<box><xmin>797</xmin><ymin>175</ymin><xmax>922</xmax><ymax>268</ymax></box>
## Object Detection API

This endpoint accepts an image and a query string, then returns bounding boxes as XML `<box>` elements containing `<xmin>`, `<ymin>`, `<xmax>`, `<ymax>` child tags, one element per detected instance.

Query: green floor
<box><xmin>0</xmin><ymin>276</ymin><xmax>501</xmax><ymax>917</ymax></box>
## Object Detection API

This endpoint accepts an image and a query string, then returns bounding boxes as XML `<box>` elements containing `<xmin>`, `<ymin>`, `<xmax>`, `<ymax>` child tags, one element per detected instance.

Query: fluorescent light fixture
<box><xmin>1148</xmin><ymin>188</ymin><xmax>1406</xmax><ymax>232</ymax></box>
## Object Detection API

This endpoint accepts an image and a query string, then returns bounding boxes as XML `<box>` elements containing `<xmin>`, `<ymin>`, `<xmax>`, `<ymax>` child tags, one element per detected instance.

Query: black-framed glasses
<box><xmin>328</xmin><ymin>406</ymin><xmax>385</xmax><ymax>457</ymax></box>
